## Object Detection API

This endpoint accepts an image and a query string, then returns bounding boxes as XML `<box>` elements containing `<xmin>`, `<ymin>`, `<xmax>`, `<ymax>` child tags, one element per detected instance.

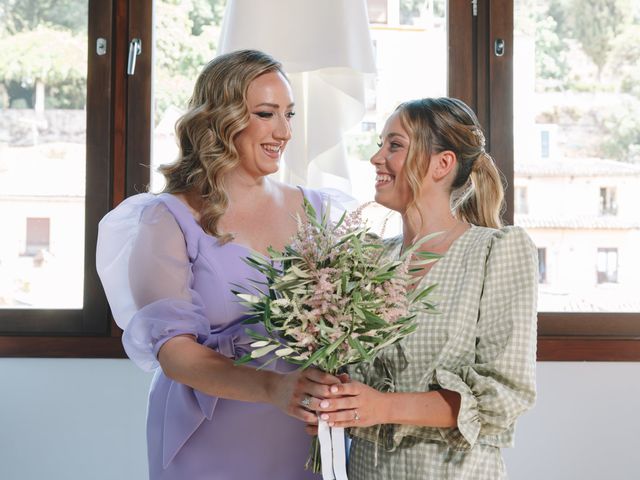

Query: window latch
<box><xmin>127</xmin><ymin>38</ymin><xmax>142</xmax><ymax>76</ymax></box>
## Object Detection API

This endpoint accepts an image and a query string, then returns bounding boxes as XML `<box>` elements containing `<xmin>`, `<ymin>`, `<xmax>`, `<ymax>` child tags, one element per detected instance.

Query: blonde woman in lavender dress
<box><xmin>314</xmin><ymin>98</ymin><xmax>538</xmax><ymax>479</ymax></box>
<box><xmin>96</xmin><ymin>50</ymin><xmax>340</xmax><ymax>480</ymax></box>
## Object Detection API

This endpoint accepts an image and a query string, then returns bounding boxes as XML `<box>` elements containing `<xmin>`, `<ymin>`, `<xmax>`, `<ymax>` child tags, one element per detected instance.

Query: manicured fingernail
<box><xmin>320</xmin><ymin>400</ymin><xmax>329</xmax><ymax>408</ymax></box>
<box><xmin>329</xmin><ymin>422</ymin><xmax>335</xmax><ymax>427</ymax></box>
<box><xmin>330</xmin><ymin>386</ymin><xmax>339</xmax><ymax>394</ymax></box>
<box><xmin>321</xmin><ymin>414</ymin><xmax>329</xmax><ymax>420</ymax></box>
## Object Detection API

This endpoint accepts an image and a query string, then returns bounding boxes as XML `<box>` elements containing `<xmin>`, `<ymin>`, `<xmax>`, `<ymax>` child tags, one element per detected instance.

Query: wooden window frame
<box><xmin>448</xmin><ymin>0</ymin><xmax>640</xmax><ymax>361</ymax></box>
<box><xmin>3</xmin><ymin>0</ymin><xmax>638</xmax><ymax>360</ymax></box>
<box><xmin>0</xmin><ymin>0</ymin><xmax>136</xmax><ymax>357</ymax></box>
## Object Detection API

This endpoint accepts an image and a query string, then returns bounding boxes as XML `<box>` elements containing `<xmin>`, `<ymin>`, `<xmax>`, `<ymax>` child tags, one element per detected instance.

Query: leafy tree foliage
<box><xmin>154</xmin><ymin>0</ymin><xmax>224</xmax><ymax>122</ymax></box>
<box><xmin>600</xmin><ymin>102</ymin><xmax>640</xmax><ymax>163</ymax></box>
<box><xmin>571</xmin><ymin>0</ymin><xmax>631</xmax><ymax>79</ymax></box>
<box><xmin>0</xmin><ymin>0</ymin><xmax>225</xmax><ymax>111</ymax></box>
<box><xmin>608</xmin><ymin>25</ymin><xmax>640</xmax><ymax>98</ymax></box>
<box><xmin>0</xmin><ymin>0</ymin><xmax>86</xmax><ymax>35</ymax></box>
<box><xmin>0</xmin><ymin>25</ymin><xmax>86</xmax><ymax>108</ymax></box>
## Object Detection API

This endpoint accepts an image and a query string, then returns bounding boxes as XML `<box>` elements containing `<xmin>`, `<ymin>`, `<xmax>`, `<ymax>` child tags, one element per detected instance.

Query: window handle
<box><xmin>127</xmin><ymin>38</ymin><xmax>142</xmax><ymax>75</ymax></box>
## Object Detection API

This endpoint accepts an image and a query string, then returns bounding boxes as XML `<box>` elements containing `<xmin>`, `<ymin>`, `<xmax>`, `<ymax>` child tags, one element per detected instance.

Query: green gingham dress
<box><xmin>348</xmin><ymin>225</ymin><xmax>538</xmax><ymax>480</ymax></box>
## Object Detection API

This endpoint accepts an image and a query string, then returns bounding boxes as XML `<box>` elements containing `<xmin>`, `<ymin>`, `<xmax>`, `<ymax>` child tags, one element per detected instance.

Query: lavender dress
<box><xmin>96</xmin><ymin>188</ymin><xmax>324</xmax><ymax>480</ymax></box>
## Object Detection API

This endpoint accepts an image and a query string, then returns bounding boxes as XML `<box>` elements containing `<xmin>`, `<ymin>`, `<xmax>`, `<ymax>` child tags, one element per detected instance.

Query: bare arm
<box><xmin>127</xmin><ymin>202</ymin><xmax>342</xmax><ymax>423</ymax></box>
<box><xmin>158</xmin><ymin>335</ymin><xmax>342</xmax><ymax>423</ymax></box>
<box><xmin>313</xmin><ymin>380</ymin><xmax>460</xmax><ymax>429</ymax></box>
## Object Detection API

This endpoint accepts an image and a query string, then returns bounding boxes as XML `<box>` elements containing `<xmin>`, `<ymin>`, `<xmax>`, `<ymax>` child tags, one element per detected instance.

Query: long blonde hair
<box><xmin>160</xmin><ymin>50</ymin><xmax>286</xmax><ymax>242</ymax></box>
<box><xmin>396</xmin><ymin>97</ymin><xmax>505</xmax><ymax>229</ymax></box>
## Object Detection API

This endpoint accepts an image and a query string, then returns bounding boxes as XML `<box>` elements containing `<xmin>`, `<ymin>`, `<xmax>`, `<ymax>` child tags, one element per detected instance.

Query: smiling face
<box><xmin>234</xmin><ymin>71</ymin><xmax>295</xmax><ymax>178</ymax></box>
<box><xmin>370</xmin><ymin>112</ymin><xmax>414</xmax><ymax>213</ymax></box>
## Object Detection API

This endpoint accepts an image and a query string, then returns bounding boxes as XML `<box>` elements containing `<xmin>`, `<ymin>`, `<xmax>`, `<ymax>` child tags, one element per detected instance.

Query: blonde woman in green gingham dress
<box><xmin>316</xmin><ymin>98</ymin><xmax>538</xmax><ymax>479</ymax></box>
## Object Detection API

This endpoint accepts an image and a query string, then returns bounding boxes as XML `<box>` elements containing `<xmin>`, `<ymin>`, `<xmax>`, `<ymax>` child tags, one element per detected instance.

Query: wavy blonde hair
<box><xmin>396</xmin><ymin>97</ymin><xmax>505</xmax><ymax>229</ymax></box>
<box><xmin>159</xmin><ymin>50</ymin><xmax>286</xmax><ymax>243</ymax></box>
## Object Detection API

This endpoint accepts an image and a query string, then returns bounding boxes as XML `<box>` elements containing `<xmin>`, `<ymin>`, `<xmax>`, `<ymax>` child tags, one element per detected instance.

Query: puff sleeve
<box><xmin>433</xmin><ymin>226</ymin><xmax>538</xmax><ymax>450</ymax></box>
<box><xmin>96</xmin><ymin>195</ymin><xmax>210</xmax><ymax>371</ymax></box>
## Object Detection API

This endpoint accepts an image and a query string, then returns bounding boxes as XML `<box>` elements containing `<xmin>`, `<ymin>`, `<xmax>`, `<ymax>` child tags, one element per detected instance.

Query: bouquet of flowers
<box><xmin>234</xmin><ymin>199</ymin><xmax>439</xmax><ymax>479</ymax></box>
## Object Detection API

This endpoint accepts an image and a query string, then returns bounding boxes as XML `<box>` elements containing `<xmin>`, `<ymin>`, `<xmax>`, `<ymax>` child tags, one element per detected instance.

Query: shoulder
<box><xmin>291</xmin><ymin>185</ymin><xmax>357</xmax><ymax>223</ymax></box>
<box><xmin>474</xmin><ymin>226</ymin><xmax>538</xmax><ymax>280</ymax></box>
<box><xmin>99</xmin><ymin>193</ymin><xmax>163</xmax><ymax>230</ymax></box>
<box><xmin>99</xmin><ymin>192</ymin><xmax>186</xmax><ymax>230</ymax></box>
<box><xmin>466</xmin><ymin>225</ymin><xmax>536</xmax><ymax>253</ymax></box>
<box><xmin>268</xmin><ymin>182</ymin><xmax>323</xmax><ymax>212</ymax></box>
<box><xmin>295</xmin><ymin>185</ymin><xmax>328</xmax><ymax>209</ymax></box>
<box><xmin>454</xmin><ymin>225</ymin><xmax>537</xmax><ymax>278</ymax></box>
<box><xmin>489</xmin><ymin>225</ymin><xmax>537</xmax><ymax>256</ymax></box>
<box><xmin>98</xmin><ymin>192</ymin><xmax>200</xmax><ymax>260</ymax></box>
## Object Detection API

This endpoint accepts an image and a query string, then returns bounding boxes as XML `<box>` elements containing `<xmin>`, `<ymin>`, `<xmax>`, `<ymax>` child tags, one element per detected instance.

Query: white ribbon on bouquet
<box><xmin>318</xmin><ymin>417</ymin><xmax>348</xmax><ymax>480</ymax></box>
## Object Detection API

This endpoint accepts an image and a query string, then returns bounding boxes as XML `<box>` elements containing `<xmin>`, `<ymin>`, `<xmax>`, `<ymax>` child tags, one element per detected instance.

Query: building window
<box><xmin>540</xmin><ymin>130</ymin><xmax>550</xmax><ymax>158</ymax></box>
<box><xmin>515</xmin><ymin>186</ymin><xmax>529</xmax><ymax>214</ymax></box>
<box><xmin>23</xmin><ymin>218</ymin><xmax>50</xmax><ymax>257</ymax></box>
<box><xmin>599</xmin><ymin>187</ymin><xmax>618</xmax><ymax>216</ymax></box>
<box><xmin>538</xmin><ymin>247</ymin><xmax>547</xmax><ymax>283</ymax></box>
<box><xmin>597</xmin><ymin>248</ymin><xmax>618</xmax><ymax>284</ymax></box>
<box><xmin>361</xmin><ymin>121</ymin><xmax>376</xmax><ymax>132</ymax></box>
<box><xmin>367</xmin><ymin>0</ymin><xmax>388</xmax><ymax>24</ymax></box>
<box><xmin>364</xmin><ymin>74</ymin><xmax>377</xmax><ymax>112</ymax></box>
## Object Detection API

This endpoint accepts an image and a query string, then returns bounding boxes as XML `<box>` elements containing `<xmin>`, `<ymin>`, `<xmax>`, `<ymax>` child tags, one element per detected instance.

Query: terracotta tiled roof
<box><xmin>515</xmin><ymin>158</ymin><xmax>640</xmax><ymax>177</ymax></box>
<box><xmin>516</xmin><ymin>214</ymin><xmax>640</xmax><ymax>229</ymax></box>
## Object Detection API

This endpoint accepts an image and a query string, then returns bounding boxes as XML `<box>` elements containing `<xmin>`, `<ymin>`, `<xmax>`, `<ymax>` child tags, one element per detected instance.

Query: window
<box><xmin>599</xmin><ymin>187</ymin><xmax>618</xmax><ymax>216</ymax></box>
<box><xmin>23</xmin><ymin>218</ymin><xmax>50</xmax><ymax>257</ymax></box>
<box><xmin>512</xmin><ymin>0</ymin><xmax>640</xmax><ymax>360</ymax></box>
<box><xmin>515</xmin><ymin>186</ymin><xmax>529</xmax><ymax>214</ymax></box>
<box><xmin>367</xmin><ymin>0</ymin><xmax>388</xmax><ymax>24</ymax></box>
<box><xmin>0</xmin><ymin>5</ymin><xmax>87</xmax><ymax>308</ymax></box>
<box><xmin>5</xmin><ymin>0</ymin><xmax>635</xmax><ymax>359</ymax></box>
<box><xmin>538</xmin><ymin>247</ymin><xmax>547</xmax><ymax>284</ymax></box>
<box><xmin>0</xmin><ymin>0</ymin><xmax>120</xmax><ymax>355</ymax></box>
<box><xmin>540</xmin><ymin>130</ymin><xmax>550</xmax><ymax>159</ymax></box>
<box><xmin>146</xmin><ymin>0</ymin><xmax>638</xmax><ymax>362</ymax></box>
<box><xmin>361</xmin><ymin>122</ymin><xmax>377</xmax><ymax>132</ymax></box>
<box><xmin>597</xmin><ymin>248</ymin><xmax>618</xmax><ymax>284</ymax></box>
<box><xmin>514</xmin><ymin>0</ymin><xmax>640</xmax><ymax>313</ymax></box>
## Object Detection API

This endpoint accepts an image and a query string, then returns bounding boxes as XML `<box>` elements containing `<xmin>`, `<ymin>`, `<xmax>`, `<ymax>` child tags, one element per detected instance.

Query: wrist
<box><xmin>379</xmin><ymin>392</ymin><xmax>396</xmax><ymax>424</ymax></box>
<box><xmin>262</xmin><ymin>370</ymin><xmax>280</xmax><ymax>405</ymax></box>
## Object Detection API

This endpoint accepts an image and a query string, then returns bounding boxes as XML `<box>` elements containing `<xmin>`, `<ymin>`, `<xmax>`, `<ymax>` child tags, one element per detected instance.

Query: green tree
<box><xmin>571</xmin><ymin>0</ymin><xmax>631</xmax><ymax>79</ymax></box>
<box><xmin>0</xmin><ymin>0</ymin><xmax>226</xmax><ymax>111</ymax></box>
<box><xmin>400</xmin><ymin>0</ymin><xmax>424</xmax><ymax>24</ymax></box>
<box><xmin>154</xmin><ymin>0</ymin><xmax>224</xmax><ymax>122</ymax></box>
<box><xmin>600</xmin><ymin>102</ymin><xmax>640</xmax><ymax>163</ymax></box>
<box><xmin>515</xmin><ymin>0</ymin><xmax>570</xmax><ymax>91</ymax></box>
<box><xmin>0</xmin><ymin>0</ymin><xmax>86</xmax><ymax>35</ymax></box>
<box><xmin>535</xmin><ymin>12</ymin><xmax>570</xmax><ymax>91</ymax></box>
<box><xmin>608</xmin><ymin>25</ymin><xmax>640</xmax><ymax>98</ymax></box>
<box><xmin>0</xmin><ymin>25</ymin><xmax>86</xmax><ymax>109</ymax></box>
<box><xmin>399</xmin><ymin>0</ymin><xmax>444</xmax><ymax>24</ymax></box>
<box><xmin>347</xmin><ymin>131</ymin><xmax>379</xmax><ymax>163</ymax></box>
<box><xmin>188</xmin><ymin>0</ymin><xmax>225</xmax><ymax>35</ymax></box>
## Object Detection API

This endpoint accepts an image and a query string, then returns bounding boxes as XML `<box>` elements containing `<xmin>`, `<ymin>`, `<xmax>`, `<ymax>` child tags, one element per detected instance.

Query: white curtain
<box><xmin>218</xmin><ymin>0</ymin><xmax>376</xmax><ymax>193</ymax></box>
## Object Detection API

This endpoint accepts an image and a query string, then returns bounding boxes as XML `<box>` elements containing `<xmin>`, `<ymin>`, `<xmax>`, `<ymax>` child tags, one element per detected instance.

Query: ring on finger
<box><xmin>353</xmin><ymin>409</ymin><xmax>360</xmax><ymax>421</ymax></box>
<box><xmin>300</xmin><ymin>396</ymin><xmax>312</xmax><ymax>408</ymax></box>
